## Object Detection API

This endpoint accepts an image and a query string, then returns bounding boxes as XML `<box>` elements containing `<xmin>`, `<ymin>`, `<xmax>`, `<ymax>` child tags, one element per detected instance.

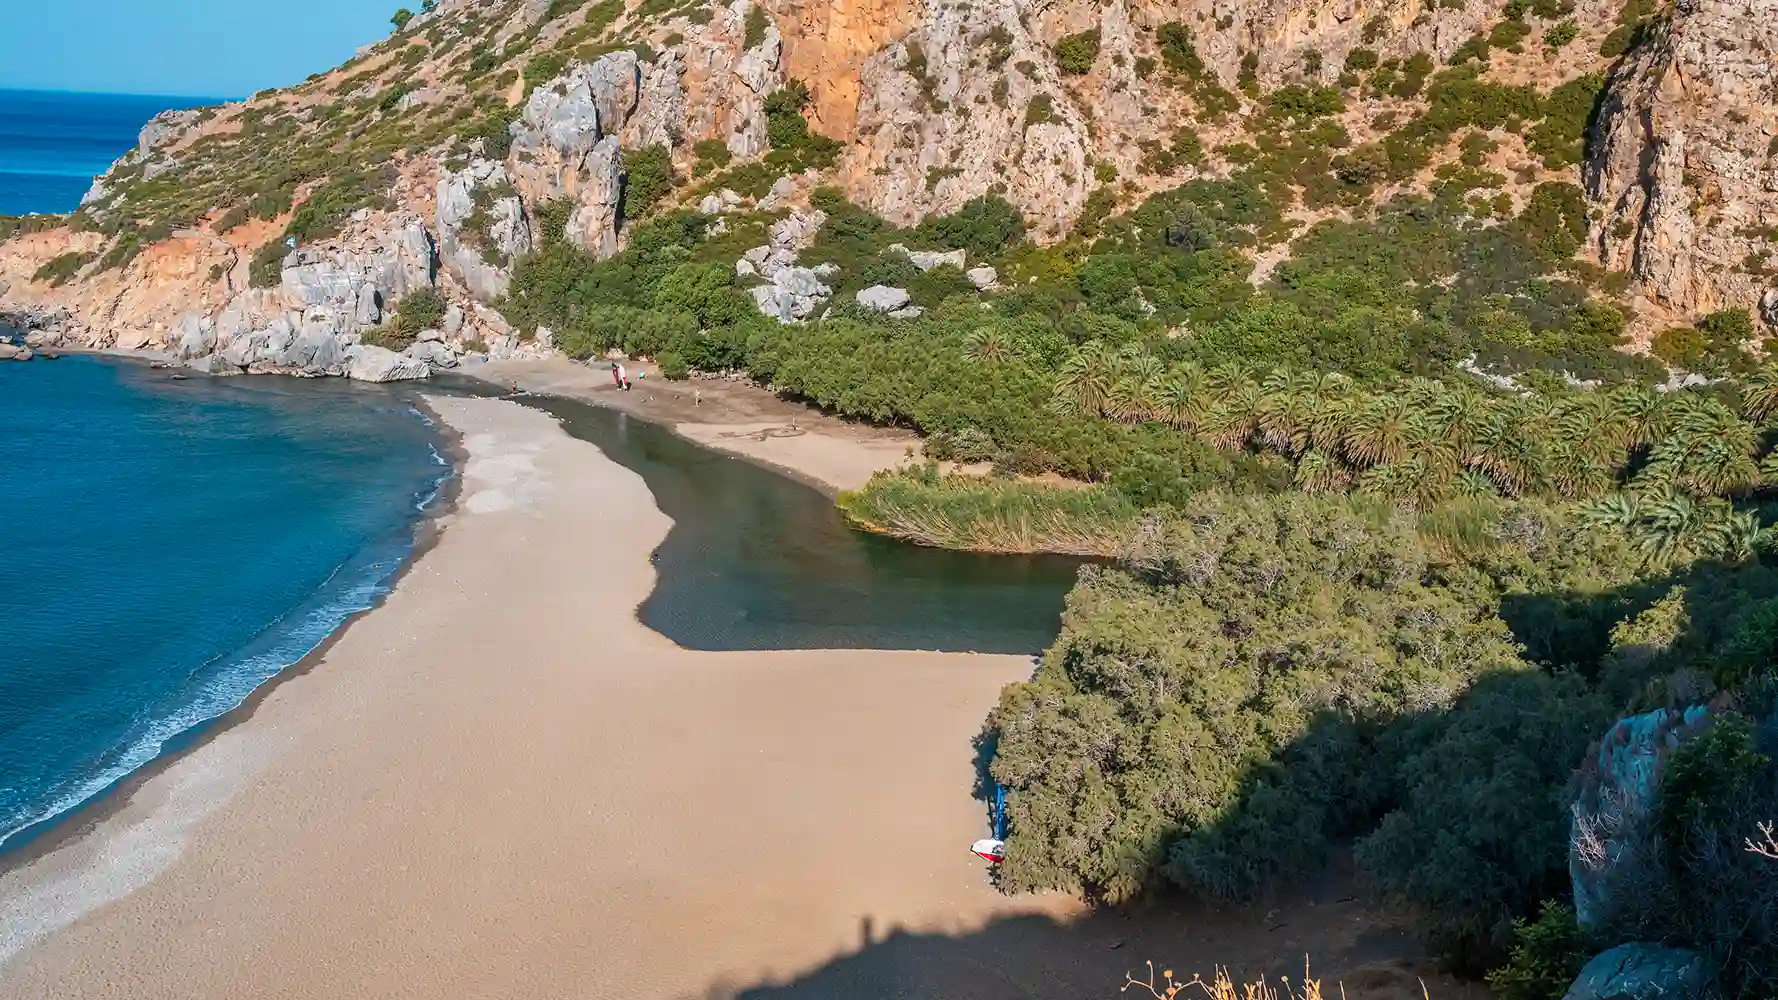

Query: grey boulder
<box><xmin>1563</xmin><ymin>945</ymin><xmax>1720</xmax><ymax>1000</ymax></box>
<box><xmin>856</xmin><ymin>285</ymin><xmax>911</xmax><ymax>312</ymax></box>
<box><xmin>405</xmin><ymin>339</ymin><xmax>458</xmax><ymax>369</ymax></box>
<box><xmin>966</xmin><ymin>265</ymin><xmax>999</xmax><ymax>290</ymax></box>
<box><xmin>347</xmin><ymin>345</ymin><xmax>431</xmax><ymax>382</ymax></box>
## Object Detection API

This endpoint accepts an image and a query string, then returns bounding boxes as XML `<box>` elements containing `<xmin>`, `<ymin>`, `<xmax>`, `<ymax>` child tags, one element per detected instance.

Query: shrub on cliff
<box><xmin>1054</xmin><ymin>30</ymin><xmax>1102</xmax><ymax>75</ymax></box>
<box><xmin>620</xmin><ymin>144</ymin><xmax>677</xmax><ymax>220</ymax></box>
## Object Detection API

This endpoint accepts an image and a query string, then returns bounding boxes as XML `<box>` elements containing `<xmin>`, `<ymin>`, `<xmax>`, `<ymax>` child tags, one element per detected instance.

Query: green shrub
<box><xmin>214</xmin><ymin>204</ymin><xmax>249</xmax><ymax>233</ymax></box>
<box><xmin>743</xmin><ymin>4</ymin><xmax>771</xmax><ymax>48</ymax></box>
<box><xmin>390</xmin><ymin>7</ymin><xmax>414</xmax><ymax>31</ymax></box>
<box><xmin>1024</xmin><ymin>93</ymin><xmax>1056</xmax><ymax>128</ymax></box>
<box><xmin>1659</xmin><ymin>716</ymin><xmax>1770</xmax><ymax>851</ymax></box>
<box><xmin>621</xmin><ymin>144</ymin><xmax>677</xmax><ymax>220</ymax></box>
<box><xmin>395</xmin><ymin>289</ymin><xmax>446</xmax><ymax>330</ymax></box>
<box><xmin>1054</xmin><ymin>29</ymin><xmax>1101</xmax><ymax>75</ymax></box>
<box><xmin>916</xmin><ymin>195</ymin><xmax>1026</xmax><ymax>261</ymax></box>
<box><xmin>1486</xmin><ymin>903</ymin><xmax>1590</xmax><ymax>1000</ymax></box>
<box><xmin>523</xmin><ymin>51</ymin><xmax>568</xmax><ymax>95</ymax></box>
<box><xmin>1344</xmin><ymin>47</ymin><xmax>1379</xmax><ymax>72</ymax></box>
<box><xmin>1543</xmin><ymin>20</ymin><xmax>1579</xmax><ymax>48</ymax></box>
<box><xmin>692</xmin><ymin>138</ymin><xmax>731</xmax><ymax>167</ymax></box>
<box><xmin>249</xmin><ymin>241</ymin><xmax>287</xmax><ymax>289</ymax></box>
<box><xmin>32</xmin><ymin>251</ymin><xmax>92</xmax><ymax>287</ymax></box>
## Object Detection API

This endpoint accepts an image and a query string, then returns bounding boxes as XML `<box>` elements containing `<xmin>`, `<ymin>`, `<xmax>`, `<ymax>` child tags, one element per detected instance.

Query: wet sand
<box><xmin>471</xmin><ymin>357</ymin><xmax>922</xmax><ymax>494</ymax></box>
<box><xmin>0</xmin><ymin>395</ymin><xmax>1473</xmax><ymax>1000</ymax></box>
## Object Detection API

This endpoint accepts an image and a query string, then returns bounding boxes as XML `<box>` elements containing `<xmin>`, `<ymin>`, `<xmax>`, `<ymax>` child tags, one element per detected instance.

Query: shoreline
<box><xmin>465</xmin><ymin>356</ymin><xmax>923</xmax><ymax>496</ymax></box>
<box><xmin>0</xmin><ymin>391</ymin><xmax>466</xmax><ymax>875</ymax></box>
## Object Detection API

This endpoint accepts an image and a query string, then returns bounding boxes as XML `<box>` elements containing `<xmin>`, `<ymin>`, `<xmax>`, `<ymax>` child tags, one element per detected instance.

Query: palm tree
<box><xmin>1293</xmin><ymin>448</ymin><xmax>1351</xmax><ymax>494</ymax></box>
<box><xmin>1643</xmin><ymin>399</ymin><xmax>1762</xmax><ymax>496</ymax></box>
<box><xmin>1105</xmin><ymin>350</ymin><xmax>1166</xmax><ymax>423</ymax></box>
<box><xmin>1051</xmin><ymin>340</ymin><xmax>1115</xmax><ymax>417</ymax></box>
<box><xmin>1451</xmin><ymin>468</ymin><xmax>1499</xmax><ymax>500</ymax></box>
<box><xmin>1544</xmin><ymin>438</ymin><xmax>1614</xmax><ymax>499</ymax></box>
<box><xmin>1422</xmin><ymin>382</ymin><xmax>1491</xmax><ymax>456</ymax></box>
<box><xmin>964</xmin><ymin>326</ymin><xmax>1012</xmax><ymax>366</ymax></box>
<box><xmin>1575</xmin><ymin>490</ymin><xmax>1759</xmax><ymax>568</ymax></box>
<box><xmin>1467</xmin><ymin>409</ymin><xmax>1541</xmax><ymax>496</ymax></box>
<box><xmin>1256</xmin><ymin>368</ymin><xmax>1313</xmax><ymax>455</ymax></box>
<box><xmin>1157</xmin><ymin>362</ymin><xmax>1210</xmax><ymax>431</ymax></box>
<box><xmin>1342</xmin><ymin>395</ymin><xmax>1425</xmax><ymax>469</ymax></box>
<box><xmin>1357</xmin><ymin>450</ymin><xmax>1458</xmax><ymax>510</ymax></box>
<box><xmin>1742</xmin><ymin>361</ymin><xmax>1778</xmax><ymax>424</ymax></box>
<box><xmin>1200</xmin><ymin>382</ymin><xmax>1262</xmax><ymax>452</ymax></box>
<box><xmin>1607</xmin><ymin>383</ymin><xmax>1668</xmax><ymax>452</ymax></box>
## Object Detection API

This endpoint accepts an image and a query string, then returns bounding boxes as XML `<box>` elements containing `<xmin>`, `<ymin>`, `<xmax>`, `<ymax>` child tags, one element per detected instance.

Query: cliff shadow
<box><xmin>683</xmin><ymin>880</ymin><xmax>1486</xmax><ymax>1000</ymax></box>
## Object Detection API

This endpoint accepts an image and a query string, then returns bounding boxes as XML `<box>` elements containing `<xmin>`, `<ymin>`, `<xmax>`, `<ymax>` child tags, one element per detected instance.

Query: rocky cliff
<box><xmin>1</xmin><ymin>0</ymin><xmax>1774</xmax><ymax>370</ymax></box>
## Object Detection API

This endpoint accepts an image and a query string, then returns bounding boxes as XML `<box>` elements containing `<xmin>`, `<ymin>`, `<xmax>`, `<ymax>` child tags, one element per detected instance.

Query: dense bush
<box><xmin>620</xmin><ymin>144</ymin><xmax>677</xmax><ymax>220</ymax></box>
<box><xmin>32</xmin><ymin>251</ymin><xmax>92</xmax><ymax>287</ymax></box>
<box><xmin>1054</xmin><ymin>30</ymin><xmax>1102</xmax><ymax>75</ymax></box>
<box><xmin>1486</xmin><ymin>903</ymin><xmax>1590</xmax><ymax>1000</ymax></box>
<box><xmin>986</xmin><ymin>492</ymin><xmax>1539</xmax><ymax>902</ymax></box>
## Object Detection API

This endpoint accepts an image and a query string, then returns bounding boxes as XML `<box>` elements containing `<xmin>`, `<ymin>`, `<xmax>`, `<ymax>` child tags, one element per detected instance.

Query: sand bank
<box><xmin>0</xmin><ymin>396</ymin><xmax>1467</xmax><ymax>1000</ymax></box>
<box><xmin>472</xmin><ymin>356</ymin><xmax>921</xmax><ymax>493</ymax></box>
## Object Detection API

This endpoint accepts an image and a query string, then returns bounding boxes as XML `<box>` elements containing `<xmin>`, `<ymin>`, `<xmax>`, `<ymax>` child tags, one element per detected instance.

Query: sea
<box><xmin>0</xmin><ymin>89</ymin><xmax>219</xmax><ymax>216</ymax></box>
<box><xmin>0</xmin><ymin>357</ymin><xmax>449</xmax><ymax>851</ymax></box>
<box><xmin>0</xmin><ymin>93</ymin><xmax>449</xmax><ymax>854</ymax></box>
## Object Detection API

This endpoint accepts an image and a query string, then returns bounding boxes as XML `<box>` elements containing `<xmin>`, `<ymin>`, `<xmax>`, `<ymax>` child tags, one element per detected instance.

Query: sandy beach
<box><xmin>474</xmin><ymin>357</ymin><xmax>922</xmax><ymax>494</ymax></box>
<box><xmin>0</xmin><ymin>395</ymin><xmax>1468</xmax><ymax>1000</ymax></box>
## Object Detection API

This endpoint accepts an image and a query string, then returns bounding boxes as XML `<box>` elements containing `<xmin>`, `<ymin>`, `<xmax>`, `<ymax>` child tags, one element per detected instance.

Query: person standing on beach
<box><xmin>615</xmin><ymin>362</ymin><xmax>627</xmax><ymax>391</ymax></box>
<box><xmin>611</xmin><ymin>362</ymin><xmax>622</xmax><ymax>388</ymax></box>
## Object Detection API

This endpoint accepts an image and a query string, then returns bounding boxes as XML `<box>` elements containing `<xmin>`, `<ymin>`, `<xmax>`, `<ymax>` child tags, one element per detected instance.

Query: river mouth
<box><xmin>505</xmin><ymin>391</ymin><xmax>1084</xmax><ymax>654</ymax></box>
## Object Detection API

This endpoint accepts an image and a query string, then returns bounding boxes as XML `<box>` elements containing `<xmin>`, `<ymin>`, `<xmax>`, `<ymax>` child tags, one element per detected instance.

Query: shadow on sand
<box><xmin>687</xmin><ymin>872</ymin><xmax>1493</xmax><ymax>1000</ymax></box>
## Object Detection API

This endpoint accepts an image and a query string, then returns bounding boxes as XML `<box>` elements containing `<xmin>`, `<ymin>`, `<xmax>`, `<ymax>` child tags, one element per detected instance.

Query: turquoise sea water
<box><xmin>0</xmin><ymin>356</ymin><xmax>448</xmax><ymax>851</ymax></box>
<box><xmin>0</xmin><ymin>89</ymin><xmax>217</xmax><ymax>216</ymax></box>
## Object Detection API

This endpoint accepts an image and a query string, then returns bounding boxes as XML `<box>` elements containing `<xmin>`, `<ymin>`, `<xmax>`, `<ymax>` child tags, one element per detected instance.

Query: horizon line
<box><xmin>0</xmin><ymin>85</ymin><xmax>242</xmax><ymax>103</ymax></box>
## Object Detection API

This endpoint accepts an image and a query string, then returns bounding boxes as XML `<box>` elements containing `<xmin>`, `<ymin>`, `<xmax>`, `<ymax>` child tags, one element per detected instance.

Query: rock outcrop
<box><xmin>436</xmin><ymin>159</ymin><xmax>530</xmax><ymax>301</ymax></box>
<box><xmin>1563</xmin><ymin>944</ymin><xmax>1721</xmax><ymax>1000</ymax></box>
<box><xmin>1569</xmin><ymin>705</ymin><xmax>1715</xmax><ymax>932</ymax></box>
<box><xmin>510</xmin><ymin>50</ymin><xmax>646</xmax><ymax>258</ymax></box>
<box><xmin>346</xmin><ymin>344</ymin><xmax>432</xmax><ymax>382</ymax></box>
<box><xmin>1586</xmin><ymin>0</ymin><xmax>1778</xmax><ymax>322</ymax></box>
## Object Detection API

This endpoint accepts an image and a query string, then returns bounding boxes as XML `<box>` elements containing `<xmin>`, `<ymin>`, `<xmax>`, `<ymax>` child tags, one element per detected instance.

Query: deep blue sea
<box><xmin>0</xmin><ymin>89</ymin><xmax>219</xmax><ymax>216</ymax></box>
<box><xmin>0</xmin><ymin>356</ymin><xmax>448</xmax><ymax>851</ymax></box>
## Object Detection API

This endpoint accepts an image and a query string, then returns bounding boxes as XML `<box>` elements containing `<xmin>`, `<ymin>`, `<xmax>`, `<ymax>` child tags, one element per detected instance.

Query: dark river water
<box><xmin>520</xmin><ymin>393</ymin><xmax>1085</xmax><ymax>653</ymax></box>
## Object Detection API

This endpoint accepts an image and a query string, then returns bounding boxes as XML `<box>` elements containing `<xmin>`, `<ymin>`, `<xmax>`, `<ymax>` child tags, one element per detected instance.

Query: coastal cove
<box><xmin>0</xmin><ymin>393</ymin><xmax>1467</xmax><ymax>1000</ymax></box>
<box><xmin>0</xmin><ymin>353</ymin><xmax>1078</xmax><ymax>869</ymax></box>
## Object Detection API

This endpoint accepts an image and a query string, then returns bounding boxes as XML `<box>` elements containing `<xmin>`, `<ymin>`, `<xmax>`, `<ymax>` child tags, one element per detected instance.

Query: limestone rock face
<box><xmin>347</xmin><ymin>344</ymin><xmax>432</xmax><ymax>382</ymax></box>
<box><xmin>277</xmin><ymin>214</ymin><xmax>438</xmax><ymax>330</ymax></box>
<box><xmin>436</xmin><ymin>158</ymin><xmax>532</xmax><ymax>301</ymax></box>
<box><xmin>1585</xmin><ymin>0</ymin><xmax>1778</xmax><ymax>323</ymax></box>
<box><xmin>1563</xmin><ymin>944</ymin><xmax>1721</xmax><ymax>1000</ymax></box>
<box><xmin>628</xmin><ymin>48</ymin><xmax>687</xmax><ymax>148</ymax></box>
<box><xmin>511</xmin><ymin>52</ymin><xmax>646</xmax><ymax>258</ymax></box>
<box><xmin>728</xmin><ymin>15</ymin><xmax>785</xmax><ymax>158</ymax></box>
<box><xmin>1569</xmin><ymin>705</ymin><xmax>1715</xmax><ymax>931</ymax></box>
<box><xmin>564</xmin><ymin>136</ymin><xmax>624</xmax><ymax>258</ymax></box>
<box><xmin>751</xmin><ymin>264</ymin><xmax>832</xmax><ymax>320</ymax></box>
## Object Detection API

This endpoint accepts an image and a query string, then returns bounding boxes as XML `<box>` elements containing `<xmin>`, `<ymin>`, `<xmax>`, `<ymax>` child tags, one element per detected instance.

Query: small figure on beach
<box><xmin>611</xmin><ymin>362</ymin><xmax>622</xmax><ymax>388</ymax></box>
